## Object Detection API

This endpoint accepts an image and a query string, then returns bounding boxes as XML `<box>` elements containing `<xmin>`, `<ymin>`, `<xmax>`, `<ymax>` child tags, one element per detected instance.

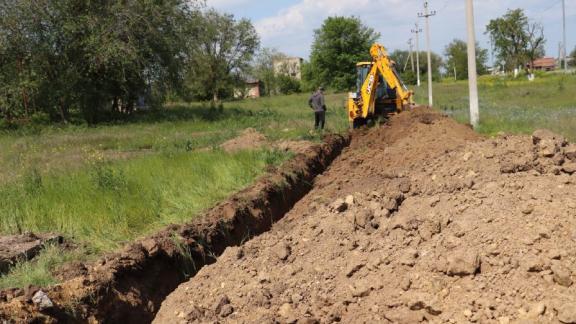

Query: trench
<box><xmin>0</xmin><ymin>134</ymin><xmax>350</xmax><ymax>324</ymax></box>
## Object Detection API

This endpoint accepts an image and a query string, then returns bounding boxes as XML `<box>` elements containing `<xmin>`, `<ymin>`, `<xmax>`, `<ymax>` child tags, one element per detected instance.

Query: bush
<box><xmin>91</xmin><ymin>164</ymin><xmax>128</xmax><ymax>192</ymax></box>
<box><xmin>277</xmin><ymin>75</ymin><xmax>301</xmax><ymax>95</ymax></box>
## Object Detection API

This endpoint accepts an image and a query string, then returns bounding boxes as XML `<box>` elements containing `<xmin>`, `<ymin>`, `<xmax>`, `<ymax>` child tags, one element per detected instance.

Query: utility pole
<box><xmin>403</xmin><ymin>39</ymin><xmax>412</xmax><ymax>72</ymax></box>
<box><xmin>408</xmin><ymin>38</ymin><xmax>415</xmax><ymax>72</ymax></box>
<box><xmin>411</xmin><ymin>23</ymin><xmax>422</xmax><ymax>87</ymax></box>
<box><xmin>466</xmin><ymin>0</ymin><xmax>479</xmax><ymax>128</ymax></box>
<box><xmin>418</xmin><ymin>1</ymin><xmax>436</xmax><ymax>107</ymax></box>
<box><xmin>562</xmin><ymin>0</ymin><xmax>567</xmax><ymax>71</ymax></box>
<box><xmin>559</xmin><ymin>42</ymin><xmax>563</xmax><ymax>68</ymax></box>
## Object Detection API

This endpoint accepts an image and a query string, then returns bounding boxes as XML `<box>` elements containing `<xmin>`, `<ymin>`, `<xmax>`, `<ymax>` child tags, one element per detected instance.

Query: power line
<box><xmin>436</xmin><ymin>0</ymin><xmax>450</xmax><ymax>14</ymax></box>
<box><xmin>541</xmin><ymin>0</ymin><xmax>562</xmax><ymax>14</ymax></box>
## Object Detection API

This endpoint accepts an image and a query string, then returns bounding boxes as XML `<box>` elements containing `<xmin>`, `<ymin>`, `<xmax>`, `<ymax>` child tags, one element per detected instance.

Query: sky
<box><xmin>207</xmin><ymin>0</ymin><xmax>576</xmax><ymax>65</ymax></box>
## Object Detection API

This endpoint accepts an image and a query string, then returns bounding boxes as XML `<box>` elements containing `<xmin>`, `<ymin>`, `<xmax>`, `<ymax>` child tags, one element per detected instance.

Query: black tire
<box><xmin>352</xmin><ymin>118</ymin><xmax>367</xmax><ymax>129</ymax></box>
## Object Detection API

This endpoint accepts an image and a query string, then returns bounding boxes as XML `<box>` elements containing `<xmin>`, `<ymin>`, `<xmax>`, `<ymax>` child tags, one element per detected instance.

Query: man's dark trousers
<box><xmin>314</xmin><ymin>111</ymin><xmax>325</xmax><ymax>130</ymax></box>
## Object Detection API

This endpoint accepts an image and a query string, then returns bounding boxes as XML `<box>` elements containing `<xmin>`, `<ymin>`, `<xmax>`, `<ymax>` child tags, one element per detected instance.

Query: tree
<box><xmin>0</xmin><ymin>0</ymin><xmax>198</xmax><ymax>124</ymax></box>
<box><xmin>486</xmin><ymin>8</ymin><xmax>545</xmax><ymax>72</ymax></box>
<box><xmin>389</xmin><ymin>50</ymin><xmax>415</xmax><ymax>85</ymax></box>
<box><xmin>252</xmin><ymin>48</ymin><xmax>285</xmax><ymax>96</ymax></box>
<box><xmin>569</xmin><ymin>47</ymin><xmax>576</xmax><ymax>67</ymax></box>
<box><xmin>309</xmin><ymin>16</ymin><xmax>380</xmax><ymax>91</ymax></box>
<box><xmin>444</xmin><ymin>39</ymin><xmax>488</xmax><ymax>80</ymax></box>
<box><xmin>187</xmin><ymin>10</ymin><xmax>259</xmax><ymax>102</ymax></box>
<box><xmin>389</xmin><ymin>49</ymin><xmax>443</xmax><ymax>83</ymax></box>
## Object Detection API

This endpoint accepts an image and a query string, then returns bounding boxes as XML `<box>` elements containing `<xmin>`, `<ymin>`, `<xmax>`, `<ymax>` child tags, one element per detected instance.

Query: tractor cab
<box><xmin>354</xmin><ymin>62</ymin><xmax>398</xmax><ymax>116</ymax></box>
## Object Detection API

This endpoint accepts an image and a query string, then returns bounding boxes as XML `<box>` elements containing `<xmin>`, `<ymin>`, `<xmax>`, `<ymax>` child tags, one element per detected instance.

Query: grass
<box><xmin>0</xmin><ymin>92</ymin><xmax>348</xmax><ymax>289</ymax></box>
<box><xmin>0</xmin><ymin>149</ymin><xmax>289</xmax><ymax>289</ymax></box>
<box><xmin>0</xmin><ymin>245</ymin><xmax>89</xmax><ymax>290</ymax></box>
<box><xmin>414</xmin><ymin>72</ymin><xmax>576</xmax><ymax>140</ymax></box>
<box><xmin>0</xmin><ymin>93</ymin><xmax>347</xmax><ymax>185</ymax></box>
<box><xmin>0</xmin><ymin>149</ymin><xmax>288</xmax><ymax>252</ymax></box>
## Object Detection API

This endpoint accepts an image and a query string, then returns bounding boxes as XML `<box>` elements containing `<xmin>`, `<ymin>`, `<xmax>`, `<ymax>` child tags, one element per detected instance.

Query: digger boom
<box><xmin>347</xmin><ymin>43</ymin><xmax>414</xmax><ymax>127</ymax></box>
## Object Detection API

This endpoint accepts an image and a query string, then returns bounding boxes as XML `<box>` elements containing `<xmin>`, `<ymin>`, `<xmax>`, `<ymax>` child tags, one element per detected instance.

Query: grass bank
<box><xmin>0</xmin><ymin>149</ymin><xmax>289</xmax><ymax>289</ymax></box>
<box><xmin>414</xmin><ymin>73</ymin><xmax>576</xmax><ymax>140</ymax></box>
<box><xmin>0</xmin><ymin>92</ymin><xmax>349</xmax><ymax>289</ymax></box>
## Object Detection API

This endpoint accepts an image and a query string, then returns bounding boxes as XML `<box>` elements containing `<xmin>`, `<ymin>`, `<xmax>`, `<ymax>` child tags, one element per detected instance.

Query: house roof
<box><xmin>532</xmin><ymin>57</ymin><xmax>556</xmax><ymax>67</ymax></box>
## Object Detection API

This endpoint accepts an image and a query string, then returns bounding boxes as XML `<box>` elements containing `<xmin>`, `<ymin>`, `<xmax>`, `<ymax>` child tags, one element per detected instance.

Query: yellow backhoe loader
<box><xmin>347</xmin><ymin>43</ymin><xmax>414</xmax><ymax>128</ymax></box>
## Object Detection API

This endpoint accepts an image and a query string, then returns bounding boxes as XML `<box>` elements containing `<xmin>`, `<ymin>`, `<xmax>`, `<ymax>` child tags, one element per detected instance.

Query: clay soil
<box><xmin>154</xmin><ymin>108</ymin><xmax>576</xmax><ymax>324</ymax></box>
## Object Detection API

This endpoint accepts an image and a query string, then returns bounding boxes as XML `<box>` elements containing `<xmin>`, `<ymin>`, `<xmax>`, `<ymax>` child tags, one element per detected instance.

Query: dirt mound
<box><xmin>0</xmin><ymin>233</ymin><xmax>62</xmax><ymax>274</ymax></box>
<box><xmin>220</xmin><ymin>128</ymin><xmax>268</xmax><ymax>152</ymax></box>
<box><xmin>154</xmin><ymin>108</ymin><xmax>576</xmax><ymax>324</ymax></box>
<box><xmin>275</xmin><ymin>140</ymin><xmax>316</xmax><ymax>155</ymax></box>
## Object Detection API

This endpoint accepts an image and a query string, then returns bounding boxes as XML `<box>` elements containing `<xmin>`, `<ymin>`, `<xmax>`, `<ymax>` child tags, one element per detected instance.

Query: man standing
<box><xmin>308</xmin><ymin>87</ymin><xmax>326</xmax><ymax>130</ymax></box>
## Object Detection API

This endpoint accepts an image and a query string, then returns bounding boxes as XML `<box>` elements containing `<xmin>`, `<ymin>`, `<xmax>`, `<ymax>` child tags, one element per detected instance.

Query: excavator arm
<box><xmin>347</xmin><ymin>43</ymin><xmax>414</xmax><ymax>127</ymax></box>
<box><xmin>371</xmin><ymin>44</ymin><xmax>413</xmax><ymax>110</ymax></box>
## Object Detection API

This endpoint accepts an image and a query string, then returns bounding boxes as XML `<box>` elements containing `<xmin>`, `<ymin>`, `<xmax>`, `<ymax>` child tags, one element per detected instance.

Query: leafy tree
<box><xmin>187</xmin><ymin>9</ymin><xmax>259</xmax><ymax>102</ymax></box>
<box><xmin>252</xmin><ymin>48</ymin><xmax>285</xmax><ymax>96</ymax></box>
<box><xmin>444</xmin><ymin>39</ymin><xmax>488</xmax><ymax>80</ymax></box>
<box><xmin>0</xmin><ymin>0</ymin><xmax>197</xmax><ymax>125</ymax></box>
<box><xmin>309</xmin><ymin>16</ymin><xmax>380</xmax><ymax>91</ymax></box>
<box><xmin>570</xmin><ymin>47</ymin><xmax>576</xmax><ymax>67</ymax></box>
<box><xmin>486</xmin><ymin>8</ymin><xmax>545</xmax><ymax>72</ymax></box>
<box><xmin>276</xmin><ymin>74</ymin><xmax>301</xmax><ymax>95</ymax></box>
<box><xmin>389</xmin><ymin>49</ymin><xmax>443</xmax><ymax>83</ymax></box>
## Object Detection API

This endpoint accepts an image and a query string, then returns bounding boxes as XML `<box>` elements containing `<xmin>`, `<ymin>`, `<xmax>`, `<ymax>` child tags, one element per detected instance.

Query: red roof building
<box><xmin>529</xmin><ymin>57</ymin><xmax>557</xmax><ymax>71</ymax></box>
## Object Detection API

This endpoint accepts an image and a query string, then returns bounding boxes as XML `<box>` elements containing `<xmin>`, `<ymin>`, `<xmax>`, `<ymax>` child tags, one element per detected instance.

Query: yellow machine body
<box><xmin>347</xmin><ymin>43</ymin><xmax>414</xmax><ymax>127</ymax></box>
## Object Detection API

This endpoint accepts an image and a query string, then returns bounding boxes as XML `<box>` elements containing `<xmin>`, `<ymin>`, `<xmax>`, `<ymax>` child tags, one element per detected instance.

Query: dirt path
<box><xmin>154</xmin><ymin>108</ymin><xmax>576</xmax><ymax>324</ymax></box>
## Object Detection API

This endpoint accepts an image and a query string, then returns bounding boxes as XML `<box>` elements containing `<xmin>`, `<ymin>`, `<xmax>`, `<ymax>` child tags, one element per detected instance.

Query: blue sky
<box><xmin>208</xmin><ymin>0</ymin><xmax>576</xmax><ymax>65</ymax></box>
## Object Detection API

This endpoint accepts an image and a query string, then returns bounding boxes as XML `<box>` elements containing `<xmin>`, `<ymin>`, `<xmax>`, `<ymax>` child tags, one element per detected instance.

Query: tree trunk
<box><xmin>21</xmin><ymin>88</ymin><xmax>30</xmax><ymax>118</ymax></box>
<box><xmin>16</xmin><ymin>57</ymin><xmax>29</xmax><ymax>117</ymax></box>
<box><xmin>58</xmin><ymin>98</ymin><xmax>68</xmax><ymax>124</ymax></box>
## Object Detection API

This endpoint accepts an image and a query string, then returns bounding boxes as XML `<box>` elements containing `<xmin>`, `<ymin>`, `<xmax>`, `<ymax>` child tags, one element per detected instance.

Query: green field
<box><xmin>1</xmin><ymin>73</ymin><xmax>576</xmax><ymax>289</ymax></box>
<box><xmin>414</xmin><ymin>73</ymin><xmax>576</xmax><ymax>140</ymax></box>
<box><xmin>0</xmin><ymin>93</ymin><xmax>348</xmax><ymax>289</ymax></box>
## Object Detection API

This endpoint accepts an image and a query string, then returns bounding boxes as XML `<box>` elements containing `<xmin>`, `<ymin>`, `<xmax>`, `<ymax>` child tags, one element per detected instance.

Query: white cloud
<box><xmin>206</xmin><ymin>0</ymin><xmax>253</xmax><ymax>9</ymax></box>
<box><xmin>215</xmin><ymin>0</ymin><xmax>576</xmax><ymax>60</ymax></box>
<box><xmin>255</xmin><ymin>0</ymin><xmax>395</xmax><ymax>41</ymax></box>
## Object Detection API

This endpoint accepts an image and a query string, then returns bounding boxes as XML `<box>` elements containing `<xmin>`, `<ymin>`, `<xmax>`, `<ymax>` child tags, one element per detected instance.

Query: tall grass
<box><xmin>0</xmin><ymin>149</ymin><xmax>288</xmax><ymax>252</ymax></box>
<box><xmin>0</xmin><ymin>245</ymin><xmax>88</xmax><ymax>290</ymax></box>
<box><xmin>415</xmin><ymin>73</ymin><xmax>576</xmax><ymax>140</ymax></box>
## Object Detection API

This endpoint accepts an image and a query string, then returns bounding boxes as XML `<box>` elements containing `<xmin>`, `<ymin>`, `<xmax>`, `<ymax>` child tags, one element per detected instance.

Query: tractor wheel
<box><xmin>352</xmin><ymin>118</ymin><xmax>367</xmax><ymax>129</ymax></box>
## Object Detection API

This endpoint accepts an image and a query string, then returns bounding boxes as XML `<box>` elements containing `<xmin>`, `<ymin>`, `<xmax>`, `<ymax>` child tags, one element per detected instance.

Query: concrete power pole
<box><xmin>418</xmin><ymin>1</ymin><xmax>436</xmax><ymax>107</ymax></box>
<box><xmin>403</xmin><ymin>39</ymin><xmax>412</xmax><ymax>72</ymax></box>
<box><xmin>562</xmin><ymin>0</ymin><xmax>567</xmax><ymax>71</ymax></box>
<box><xmin>411</xmin><ymin>24</ymin><xmax>422</xmax><ymax>87</ymax></box>
<box><xmin>408</xmin><ymin>38</ymin><xmax>415</xmax><ymax>72</ymax></box>
<box><xmin>466</xmin><ymin>0</ymin><xmax>479</xmax><ymax>128</ymax></box>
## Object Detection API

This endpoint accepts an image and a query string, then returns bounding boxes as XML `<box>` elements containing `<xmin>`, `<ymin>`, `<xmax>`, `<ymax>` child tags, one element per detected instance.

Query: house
<box><xmin>529</xmin><ymin>57</ymin><xmax>557</xmax><ymax>71</ymax></box>
<box><xmin>235</xmin><ymin>77</ymin><xmax>261</xmax><ymax>99</ymax></box>
<box><xmin>273</xmin><ymin>57</ymin><xmax>304</xmax><ymax>80</ymax></box>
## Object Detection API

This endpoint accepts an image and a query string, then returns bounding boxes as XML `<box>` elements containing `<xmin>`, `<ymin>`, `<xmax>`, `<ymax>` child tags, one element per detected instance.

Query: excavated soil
<box><xmin>155</xmin><ymin>108</ymin><xmax>576</xmax><ymax>324</ymax></box>
<box><xmin>220</xmin><ymin>128</ymin><xmax>268</xmax><ymax>152</ymax></box>
<box><xmin>0</xmin><ymin>233</ymin><xmax>62</xmax><ymax>274</ymax></box>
